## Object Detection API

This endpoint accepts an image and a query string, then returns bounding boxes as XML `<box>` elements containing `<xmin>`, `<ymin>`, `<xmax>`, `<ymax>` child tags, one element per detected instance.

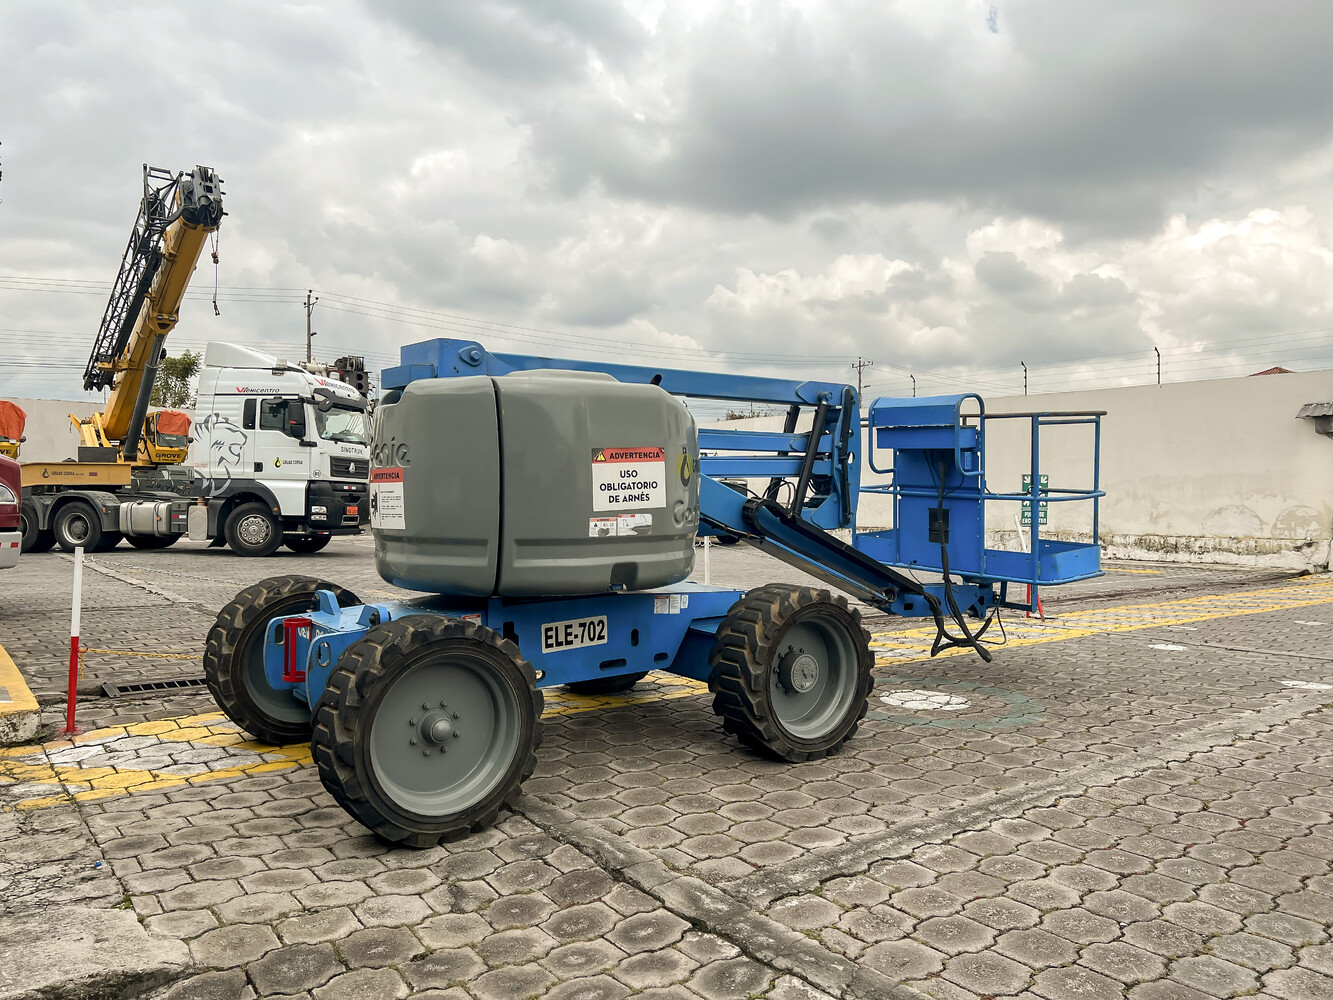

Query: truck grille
<box><xmin>331</xmin><ymin>457</ymin><xmax>368</xmax><ymax>480</ymax></box>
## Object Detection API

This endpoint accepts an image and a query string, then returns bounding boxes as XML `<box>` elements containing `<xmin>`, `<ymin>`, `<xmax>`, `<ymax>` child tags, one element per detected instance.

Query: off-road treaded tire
<box><xmin>205</xmin><ymin>575</ymin><xmax>361</xmax><ymax>744</ymax></box>
<box><xmin>127</xmin><ymin>534</ymin><xmax>179</xmax><ymax>550</ymax></box>
<box><xmin>53</xmin><ymin>501</ymin><xmax>104</xmax><ymax>553</ymax></box>
<box><xmin>20</xmin><ymin>502</ymin><xmax>55</xmax><ymax>553</ymax></box>
<box><xmin>312</xmin><ymin>616</ymin><xmax>543</xmax><ymax>848</ymax></box>
<box><xmin>564</xmin><ymin>671</ymin><xmax>649</xmax><ymax>695</ymax></box>
<box><xmin>708</xmin><ymin>583</ymin><xmax>873</xmax><ymax>762</ymax></box>
<box><xmin>224</xmin><ymin>502</ymin><xmax>282</xmax><ymax>557</ymax></box>
<box><xmin>284</xmin><ymin>533</ymin><xmax>332</xmax><ymax>554</ymax></box>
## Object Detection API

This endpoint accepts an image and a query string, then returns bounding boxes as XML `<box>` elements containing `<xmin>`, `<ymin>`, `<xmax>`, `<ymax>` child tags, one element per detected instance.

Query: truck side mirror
<box><xmin>286</xmin><ymin>405</ymin><xmax>307</xmax><ymax>440</ymax></box>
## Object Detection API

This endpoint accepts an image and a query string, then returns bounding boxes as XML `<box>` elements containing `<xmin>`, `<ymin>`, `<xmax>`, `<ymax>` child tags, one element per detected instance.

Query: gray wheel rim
<box><xmin>64</xmin><ymin>512</ymin><xmax>92</xmax><ymax>544</ymax></box>
<box><xmin>770</xmin><ymin>615</ymin><xmax>858</xmax><ymax>740</ymax></box>
<box><xmin>241</xmin><ymin>615</ymin><xmax>310</xmax><ymax>727</ymax></box>
<box><xmin>369</xmin><ymin>651</ymin><xmax>521</xmax><ymax>817</ymax></box>
<box><xmin>238</xmin><ymin>514</ymin><xmax>272</xmax><ymax>547</ymax></box>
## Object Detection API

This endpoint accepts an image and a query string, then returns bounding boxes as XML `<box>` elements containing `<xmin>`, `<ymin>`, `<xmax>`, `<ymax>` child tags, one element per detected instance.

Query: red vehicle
<box><xmin>0</xmin><ymin>454</ymin><xmax>19</xmax><ymax>569</ymax></box>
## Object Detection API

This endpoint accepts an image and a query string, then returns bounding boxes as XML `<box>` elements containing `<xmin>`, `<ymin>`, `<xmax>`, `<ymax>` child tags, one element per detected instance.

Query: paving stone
<box><xmin>1080</xmin><ymin>941</ymin><xmax>1167</xmax><ymax>984</ymax></box>
<box><xmin>995</xmin><ymin>928</ymin><xmax>1080</xmax><ymax>970</ymax></box>
<box><xmin>145</xmin><ymin>908</ymin><xmax>218</xmax><ymax>940</ymax></box>
<box><xmin>542</xmin><ymin>940</ymin><xmax>628</xmax><ymax>978</ymax></box>
<box><xmin>1263</xmin><ymin>966</ymin><xmax>1333</xmax><ymax>1000</ymax></box>
<box><xmin>1031</xmin><ymin>965</ymin><xmax>1123</xmax><ymax>1000</ymax></box>
<box><xmin>678</xmin><ymin>931</ymin><xmax>742</xmax><ymax>964</ymax></box>
<box><xmin>962</xmin><ymin>897</ymin><xmax>1041</xmax><ymax>931</ymax></box>
<box><xmin>1168</xmin><ymin>955</ymin><xmax>1259</xmax><ymax>997</ymax></box>
<box><xmin>1245</xmin><ymin>910</ymin><xmax>1328</xmax><ymax>945</ymax></box>
<box><xmin>546</xmin><ymin>868</ymin><xmax>617</xmax><ymax>907</ymax></box>
<box><xmin>686</xmin><ymin>957</ymin><xmax>775</xmax><ymax>1000</ymax></box>
<box><xmin>544</xmin><ymin>974</ymin><xmax>634</xmax><ymax>1000</ymax></box>
<box><xmin>215</xmin><ymin>890</ymin><xmax>303</xmax><ymax>924</ymax></box>
<box><xmin>248</xmin><ymin>944</ymin><xmax>344</xmax><ymax>996</ymax></box>
<box><xmin>353</xmin><ymin>893</ymin><xmax>433</xmax><ymax>927</ymax></box>
<box><xmin>157</xmin><ymin>968</ymin><xmax>255</xmax><ymax>1000</ymax></box>
<box><xmin>1121</xmin><ymin>920</ymin><xmax>1206</xmax><ymax>959</ymax></box>
<box><xmin>1083</xmin><ymin>889</ymin><xmax>1162</xmax><ymax>924</ymax></box>
<box><xmin>607</xmin><ymin>910</ymin><xmax>690</xmax><ymax>953</ymax></box>
<box><xmin>313</xmin><ymin>967</ymin><xmax>408</xmax><ymax>1000</ymax></box>
<box><xmin>401</xmin><ymin>948</ymin><xmax>486</xmax><ymax>990</ymax></box>
<box><xmin>770</xmin><ymin>894</ymin><xmax>842</xmax><ymax>930</ymax></box>
<box><xmin>277</xmin><ymin>908</ymin><xmax>361</xmax><ymax>945</ymax></box>
<box><xmin>767</xmin><ymin>975</ymin><xmax>837</xmax><ymax>1000</ymax></box>
<box><xmin>942</xmin><ymin>951</ymin><xmax>1032</xmax><ymax>996</ymax></box>
<box><xmin>469</xmin><ymin>963</ymin><xmax>558</xmax><ymax>1000</ymax></box>
<box><xmin>340</xmin><ymin>927</ymin><xmax>423</xmax><ymax>968</ymax></box>
<box><xmin>862</xmin><ymin>940</ymin><xmax>946</xmax><ymax>980</ymax></box>
<box><xmin>612</xmin><ymin>948</ymin><xmax>700</xmax><ymax>989</ymax></box>
<box><xmin>475</xmin><ymin>926</ymin><xmax>559</xmax><ymax>965</ymax></box>
<box><xmin>189</xmin><ymin>923</ymin><xmax>282</xmax><ymax>967</ymax></box>
<box><xmin>1038</xmin><ymin>907</ymin><xmax>1120</xmax><ymax>944</ymax></box>
<box><xmin>913</xmin><ymin>915</ymin><xmax>996</xmax><ymax>955</ymax></box>
<box><xmin>541</xmin><ymin>902</ymin><xmax>621</xmax><ymax>944</ymax></box>
<box><xmin>485</xmin><ymin>892</ymin><xmax>558</xmax><ymax>929</ymax></box>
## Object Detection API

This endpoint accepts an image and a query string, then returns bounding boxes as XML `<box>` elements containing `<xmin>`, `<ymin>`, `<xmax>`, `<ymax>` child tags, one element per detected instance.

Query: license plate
<box><xmin>346</xmin><ymin>506</ymin><xmax>359</xmax><ymax>516</ymax></box>
<box><xmin>542</xmin><ymin>615</ymin><xmax>608</xmax><ymax>653</ymax></box>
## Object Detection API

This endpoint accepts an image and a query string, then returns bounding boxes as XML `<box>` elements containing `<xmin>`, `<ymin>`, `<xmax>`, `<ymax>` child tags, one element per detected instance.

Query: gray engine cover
<box><xmin>372</xmin><ymin>371</ymin><xmax>699</xmax><ymax>597</ymax></box>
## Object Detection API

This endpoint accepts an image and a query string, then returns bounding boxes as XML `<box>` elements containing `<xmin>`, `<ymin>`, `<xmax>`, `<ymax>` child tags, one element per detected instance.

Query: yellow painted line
<box><xmin>870</xmin><ymin>575</ymin><xmax>1333</xmax><ymax>665</ymax></box>
<box><xmin>0</xmin><ymin>639</ymin><xmax>39</xmax><ymax>731</ymax></box>
<box><xmin>85</xmin><ymin>648</ymin><xmax>201</xmax><ymax>660</ymax></box>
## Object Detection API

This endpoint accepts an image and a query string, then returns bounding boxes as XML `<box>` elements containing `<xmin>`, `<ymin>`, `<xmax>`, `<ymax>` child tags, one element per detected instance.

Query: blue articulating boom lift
<box><xmin>203</xmin><ymin>338</ymin><xmax>1104</xmax><ymax>846</ymax></box>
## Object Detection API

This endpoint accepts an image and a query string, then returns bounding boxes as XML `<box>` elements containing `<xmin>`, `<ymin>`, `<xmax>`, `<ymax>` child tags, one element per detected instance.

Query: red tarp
<box><xmin>0</xmin><ymin>401</ymin><xmax>26</xmax><ymax>441</ymax></box>
<box><xmin>155</xmin><ymin>409</ymin><xmax>191</xmax><ymax>436</ymax></box>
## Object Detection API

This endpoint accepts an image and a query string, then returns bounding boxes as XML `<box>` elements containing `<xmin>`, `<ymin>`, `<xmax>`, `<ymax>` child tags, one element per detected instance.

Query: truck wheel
<box><xmin>127</xmin><ymin>535</ymin><xmax>179</xmax><ymax>550</ymax></box>
<box><xmin>708</xmin><ymin>584</ymin><xmax>873</xmax><ymax>762</ymax></box>
<box><xmin>225</xmin><ymin>502</ymin><xmax>282</xmax><ymax>557</ymax></box>
<box><xmin>20</xmin><ymin>503</ymin><xmax>55</xmax><ymax>553</ymax></box>
<box><xmin>53</xmin><ymin>501</ymin><xmax>104</xmax><ymax>552</ymax></box>
<box><xmin>205</xmin><ymin>575</ymin><xmax>362</xmax><ymax>744</ymax></box>
<box><xmin>285</xmin><ymin>533</ymin><xmax>331</xmax><ymax>554</ymax></box>
<box><xmin>313</xmin><ymin>616</ymin><xmax>542</xmax><ymax>847</ymax></box>
<box><xmin>564</xmin><ymin>672</ymin><xmax>649</xmax><ymax>695</ymax></box>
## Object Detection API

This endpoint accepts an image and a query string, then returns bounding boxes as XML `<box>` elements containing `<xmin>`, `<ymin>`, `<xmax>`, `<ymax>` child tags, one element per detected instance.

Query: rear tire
<box><xmin>205</xmin><ymin>575</ymin><xmax>361</xmax><ymax>744</ymax></box>
<box><xmin>20</xmin><ymin>503</ymin><xmax>55</xmax><ymax>554</ymax></box>
<box><xmin>708</xmin><ymin>584</ymin><xmax>873</xmax><ymax>762</ymax></box>
<box><xmin>225</xmin><ymin>502</ymin><xmax>282</xmax><ymax>557</ymax></box>
<box><xmin>564</xmin><ymin>672</ymin><xmax>649</xmax><ymax>695</ymax></box>
<box><xmin>127</xmin><ymin>534</ymin><xmax>179</xmax><ymax>550</ymax></box>
<box><xmin>285</xmin><ymin>533</ymin><xmax>332</xmax><ymax>554</ymax></box>
<box><xmin>313</xmin><ymin>616</ymin><xmax>542</xmax><ymax>847</ymax></box>
<box><xmin>53</xmin><ymin>501</ymin><xmax>103</xmax><ymax>553</ymax></box>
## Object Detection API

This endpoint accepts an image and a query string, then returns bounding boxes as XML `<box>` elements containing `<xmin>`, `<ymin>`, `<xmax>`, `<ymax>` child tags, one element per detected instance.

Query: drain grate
<box><xmin>102</xmin><ymin>677</ymin><xmax>210</xmax><ymax>698</ymax></box>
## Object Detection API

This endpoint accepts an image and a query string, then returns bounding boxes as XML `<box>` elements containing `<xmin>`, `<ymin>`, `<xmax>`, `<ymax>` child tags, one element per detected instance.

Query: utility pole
<box><xmin>851</xmin><ymin>357</ymin><xmax>874</xmax><ymax>400</ymax></box>
<box><xmin>909</xmin><ymin>374</ymin><xmax>916</xmax><ymax>397</ymax></box>
<box><xmin>1020</xmin><ymin>361</ymin><xmax>1028</xmax><ymax>396</ymax></box>
<box><xmin>1155</xmin><ymin>346</ymin><xmax>1161</xmax><ymax>385</ymax></box>
<box><xmin>304</xmin><ymin>289</ymin><xmax>318</xmax><ymax>363</ymax></box>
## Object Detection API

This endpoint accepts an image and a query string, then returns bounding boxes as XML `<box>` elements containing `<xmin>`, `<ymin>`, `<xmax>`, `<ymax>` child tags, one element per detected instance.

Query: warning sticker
<box><xmin>588</xmin><ymin>513</ymin><xmax>654</xmax><ymax>538</ymax></box>
<box><xmin>370</xmin><ymin>467</ymin><xmax>405</xmax><ymax>529</ymax></box>
<box><xmin>592</xmin><ymin>446</ymin><xmax>666</xmax><ymax>511</ymax></box>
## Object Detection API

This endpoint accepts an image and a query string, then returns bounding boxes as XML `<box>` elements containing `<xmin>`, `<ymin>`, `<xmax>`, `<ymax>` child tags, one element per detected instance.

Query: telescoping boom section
<box><xmin>202</xmin><ymin>336</ymin><xmax>1104</xmax><ymax>847</ymax></box>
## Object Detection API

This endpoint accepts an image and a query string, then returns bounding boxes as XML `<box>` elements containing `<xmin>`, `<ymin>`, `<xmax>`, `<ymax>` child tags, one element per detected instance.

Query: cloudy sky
<box><xmin>3</xmin><ymin>0</ymin><xmax>1333</xmax><ymax>408</ymax></box>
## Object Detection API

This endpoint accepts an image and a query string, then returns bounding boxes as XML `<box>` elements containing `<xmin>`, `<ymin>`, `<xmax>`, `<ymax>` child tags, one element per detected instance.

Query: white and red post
<box><xmin>63</xmin><ymin>545</ymin><xmax>84</xmax><ymax>737</ymax></box>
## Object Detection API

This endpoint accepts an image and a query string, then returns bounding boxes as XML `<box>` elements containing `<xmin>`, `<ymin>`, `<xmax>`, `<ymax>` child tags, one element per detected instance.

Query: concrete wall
<box><xmin>0</xmin><ymin>397</ymin><xmax>90</xmax><ymax>463</ymax></box>
<box><xmin>708</xmin><ymin>369</ymin><xmax>1333</xmax><ymax>570</ymax></box>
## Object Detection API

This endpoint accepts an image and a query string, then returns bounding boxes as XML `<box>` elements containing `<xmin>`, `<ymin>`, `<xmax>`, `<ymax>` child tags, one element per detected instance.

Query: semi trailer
<box><xmin>204</xmin><ymin>337</ymin><xmax>1104</xmax><ymax>846</ymax></box>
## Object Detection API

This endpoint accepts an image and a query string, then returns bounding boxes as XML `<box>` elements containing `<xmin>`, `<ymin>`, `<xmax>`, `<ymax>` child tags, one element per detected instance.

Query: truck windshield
<box><xmin>314</xmin><ymin>406</ymin><xmax>370</xmax><ymax>445</ymax></box>
<box><xmin>156</xmin><ymin>433</ymin><xmax>189</xmax><ymax>449</ymax></box>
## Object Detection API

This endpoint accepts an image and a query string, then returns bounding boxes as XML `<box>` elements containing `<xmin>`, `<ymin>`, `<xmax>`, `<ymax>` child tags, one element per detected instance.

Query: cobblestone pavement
<box><xmin>2</xmin><ymin>537</ymin><xmax>1332</xmax><ymax>998</ymax></box>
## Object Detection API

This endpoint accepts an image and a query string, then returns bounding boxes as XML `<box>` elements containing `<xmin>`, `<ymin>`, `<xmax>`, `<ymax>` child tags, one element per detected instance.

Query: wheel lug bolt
<box><xmin>422</xmin><ymin>749</ymin><xmax>430</xmax><ymax>757</ymax></box>
<box><xmin>440</xmin><ymin>700</ymin><xmax>447</xmax><ymax>708</ymax></box>
<box><xmin>409</xmin><ymin>738</ymin><xmax>418</xmax><ymax>745</ymax></box>
<box><xmin>409</xmin><ymin>718</ymin><xmax>417</xmax><ymax>726</ymax></box>
<box><xmin>422</xmin><ymin>702</ymin><xmax>430</xmax><ymax>710</ymax></box>
<box><xmin>453</xmin><ymin>731</ymin><xmax>461</xmax><ymax>738</ymax></box>
<box><xmin>452</xmin><ymin>712</ymin><xmax>460</xmax><ymax>719</ymax></box>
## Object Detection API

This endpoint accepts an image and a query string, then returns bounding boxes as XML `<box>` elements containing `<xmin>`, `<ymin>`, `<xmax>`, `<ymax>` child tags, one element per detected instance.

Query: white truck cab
<box><xmin>190</xmin><ymin>343</ymin><xmax>370</xmax><ymax>555</ymax></box>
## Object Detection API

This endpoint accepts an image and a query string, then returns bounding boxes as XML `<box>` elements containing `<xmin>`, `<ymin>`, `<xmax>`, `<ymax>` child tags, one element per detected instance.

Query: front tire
<box><xmin>53</xmin><ymin>501</ymin><xmax>103</xmax><ymax>553</ymax></box>
<box><xmin>20</xmin><ymin>503</ymin><xmax>55</xmax><ymax>554</ymax></box>
<box><xmin>285</xmin><ymin>533</ymin><xmax>332</xmax><ymax>554</ymax></box>
<box><xmin>709</xmin><ymin>584</ymin><xmax>873</xmax><ymax>762</ymax></box>
<box><xmin>225</xmin><ymin>502</ymin><xmax>282</xmax><ymax>557</ymax></box>
<box><xmin>205</xmin><ymin>575</ymin><xmax>361</xmax><ymax>744</ymax></box>
<box><xmin>313</xmin><ymin>616</ymin><xmax>542</xmax><ymax>847</ymax></box>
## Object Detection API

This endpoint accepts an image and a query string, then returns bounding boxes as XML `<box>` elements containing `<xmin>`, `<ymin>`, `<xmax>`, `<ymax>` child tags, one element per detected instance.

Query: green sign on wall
<box><xmin>1021</xmin><ymin>473</ymin><xmax>1048</xmax><ymax>526</ymax></box>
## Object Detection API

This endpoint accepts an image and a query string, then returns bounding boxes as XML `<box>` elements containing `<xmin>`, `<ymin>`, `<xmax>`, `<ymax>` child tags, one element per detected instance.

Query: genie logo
<box><xmin>372</xmin><ymin>436</ymin><xmax>411</xmax><ymax>467</ymax></box>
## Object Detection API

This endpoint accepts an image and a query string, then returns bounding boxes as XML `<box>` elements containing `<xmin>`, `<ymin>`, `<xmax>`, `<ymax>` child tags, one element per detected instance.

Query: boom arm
<box><xmin>80</xmin><ymin>165</ymin><xmax>223</xmax><ymax>461</ymax></box>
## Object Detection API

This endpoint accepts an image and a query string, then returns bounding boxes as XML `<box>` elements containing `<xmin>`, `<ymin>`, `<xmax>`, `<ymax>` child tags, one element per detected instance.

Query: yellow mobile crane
<box><xmin>22</xmin><ymin>165</ymin><xmax>224</xmax><ymax>487</ymax></box>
